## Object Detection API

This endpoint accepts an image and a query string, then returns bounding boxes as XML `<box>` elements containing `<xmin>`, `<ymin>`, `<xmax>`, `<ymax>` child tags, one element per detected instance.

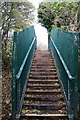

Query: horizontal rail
<box><xmin>50</xmin><ymin>37</ymin><xmax>74</xmax><ymax>80</ymax></box>
<box><xmin>16</xmin><ymin>37</ymin><xmax>36</xmax><ymax>79</ymax></box>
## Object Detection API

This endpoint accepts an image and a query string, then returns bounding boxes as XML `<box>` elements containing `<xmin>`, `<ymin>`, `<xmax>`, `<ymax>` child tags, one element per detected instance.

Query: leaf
<box><xmin>38</xmin><ymin>1</ymin><xmax>79</xmax><ymax>32</ymax></box>
<box><xmin>5</xmin><ymin>99</ymin><xmax>10</xmax><ymax>104</ymax></box>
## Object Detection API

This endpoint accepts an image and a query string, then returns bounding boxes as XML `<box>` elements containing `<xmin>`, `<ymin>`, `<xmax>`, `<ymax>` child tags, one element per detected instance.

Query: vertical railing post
<box><xmin>12</xmin><ymin>32</ymin><xmax>17</xmax><ymax>118</ymax></box>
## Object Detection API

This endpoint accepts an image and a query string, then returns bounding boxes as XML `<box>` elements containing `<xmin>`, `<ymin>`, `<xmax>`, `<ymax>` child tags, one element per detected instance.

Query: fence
<box><xmin>12</xmin><ymin>26</ymin><xmax>36</xmax><ymax>118</ymax></box>
<box><xmin>49</xmin><ymin>29</ymin><xmax>79</xmax><ymax>119</ymax></box>
<box><xmin>78</xmin><ymin>33</ymin><xmax>80</xmax><ymax>118</ymax></box>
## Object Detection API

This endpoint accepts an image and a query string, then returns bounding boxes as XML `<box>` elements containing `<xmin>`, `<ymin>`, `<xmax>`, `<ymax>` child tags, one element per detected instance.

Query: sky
<box><xmin>29</xmin><ymin>0</ymin><xmax>43</xmax><ymax>5</ymax></box>
<box><xmin>34</xmin><ymin>24</ymin><xmax>48</xmax><ymax>50</ymax></box>
<box><xmin>29</xmin><ymin>0</ymin><xmax>43</xmax><ymax>8</ymax></box>
<box><xmin>28</xmin><ymin>0</ymin><xmax>48</xmax><ymax>50</ymax></box>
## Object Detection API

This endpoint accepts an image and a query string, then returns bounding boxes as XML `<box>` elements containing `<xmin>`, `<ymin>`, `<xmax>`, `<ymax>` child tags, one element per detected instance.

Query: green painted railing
<box><xmin>12</xmin><ymin>26</ymin><xmax>36</xmax><ymax>119</ymax></box>
<box><xmin>78</xmin><ymin>34</ymin><xmax>80</xmax><ymax>118</ymax></box>
<box><xmin>49</xmin><ymin>29</ymin><xmax>79</xmax><ymax>120</ymax></box>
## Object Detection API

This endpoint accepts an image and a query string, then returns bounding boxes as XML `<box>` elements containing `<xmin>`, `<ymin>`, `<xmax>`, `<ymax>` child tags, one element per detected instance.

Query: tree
<box><xmin>38</xmin><ymin>2</ymin><xmax>79</xmax><ymax>32</ymax></box>
<box><xmin>38</xmin><ymin>2</ymin><xmax>55</xmax><ymax>31</ymax></box>
<box><xmin>0</xmin><ymin>1</ymin><xmax>35</xmax><ymax>67</ymax></box>
<box><xmin>1</xmin><ymin>2</ymin><xmax>35</xmax><ymax>43</ymax></box>
<box><xmin>77</xmin><ymin>3</ymin><xmax>80</xmax><ymax>33</ymax></box>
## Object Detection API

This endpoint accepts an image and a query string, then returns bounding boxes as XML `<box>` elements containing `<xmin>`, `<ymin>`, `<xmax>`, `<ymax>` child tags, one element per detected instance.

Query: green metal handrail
<box><xmin>50</xmin><ymin>37</ymin><xmax>74</xmax><ymax>80</ymax></box>
<box><xmin>16</xmin><ymin>37</ymin><xmax>36</xmax><ymax>79</ymax></box>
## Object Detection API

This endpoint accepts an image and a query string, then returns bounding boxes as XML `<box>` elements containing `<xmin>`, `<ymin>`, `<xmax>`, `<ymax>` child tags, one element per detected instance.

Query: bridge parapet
<box><xmin>49</xmin><ymin>29</ymin><xmax>79</xmax><ymax>120</ymax></box>
<box><xmin>12</xmin><ymin>26</ymin><xmax>36</xmax><ymax>118</ymax></box>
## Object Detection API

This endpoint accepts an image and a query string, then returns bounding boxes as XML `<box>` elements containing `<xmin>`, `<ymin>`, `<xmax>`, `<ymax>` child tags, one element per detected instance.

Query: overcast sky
<box><xmin>28</xmin><ymin>0</ymin><xmax>48</xmax><ymax>50</ymax></box>
<box><xmin>28</xmin><ymin>0</ymin><xmax>43</xmax><ymax>8</ymax></box>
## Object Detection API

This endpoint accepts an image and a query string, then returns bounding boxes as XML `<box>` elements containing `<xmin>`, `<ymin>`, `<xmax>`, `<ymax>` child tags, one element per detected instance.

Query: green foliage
<box><xmin>52</xmin><ymin>25</ymin><xmax>67</xmax><ymax>31</ymax></box>
<box><xmin>1</xmin><ymin>1</ymin><xmax>35</xmax><ymax>68</ymax></box>
<box><xmin>61</xmin><ymin>26</ymin><xmax>68</xmax><ymax>31</ymax></box>
<box><xmin>38</xmin><ymin>2</ymin><xmax>79</xmax><ymax>32</ymax></box>
<box><xmin>77</xmin><ymin>3</ymin><xmax>80</xmax><ymax>33</ymax></box>
<box><xmin>52</xmin><ymin>25</ymin><xmax>59</xmax><ymax>30</ymax></box>
<box><xmin>1</xmin><ymin>2</ymin><xmax>35</xmax><ymax>35</ymax></box>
